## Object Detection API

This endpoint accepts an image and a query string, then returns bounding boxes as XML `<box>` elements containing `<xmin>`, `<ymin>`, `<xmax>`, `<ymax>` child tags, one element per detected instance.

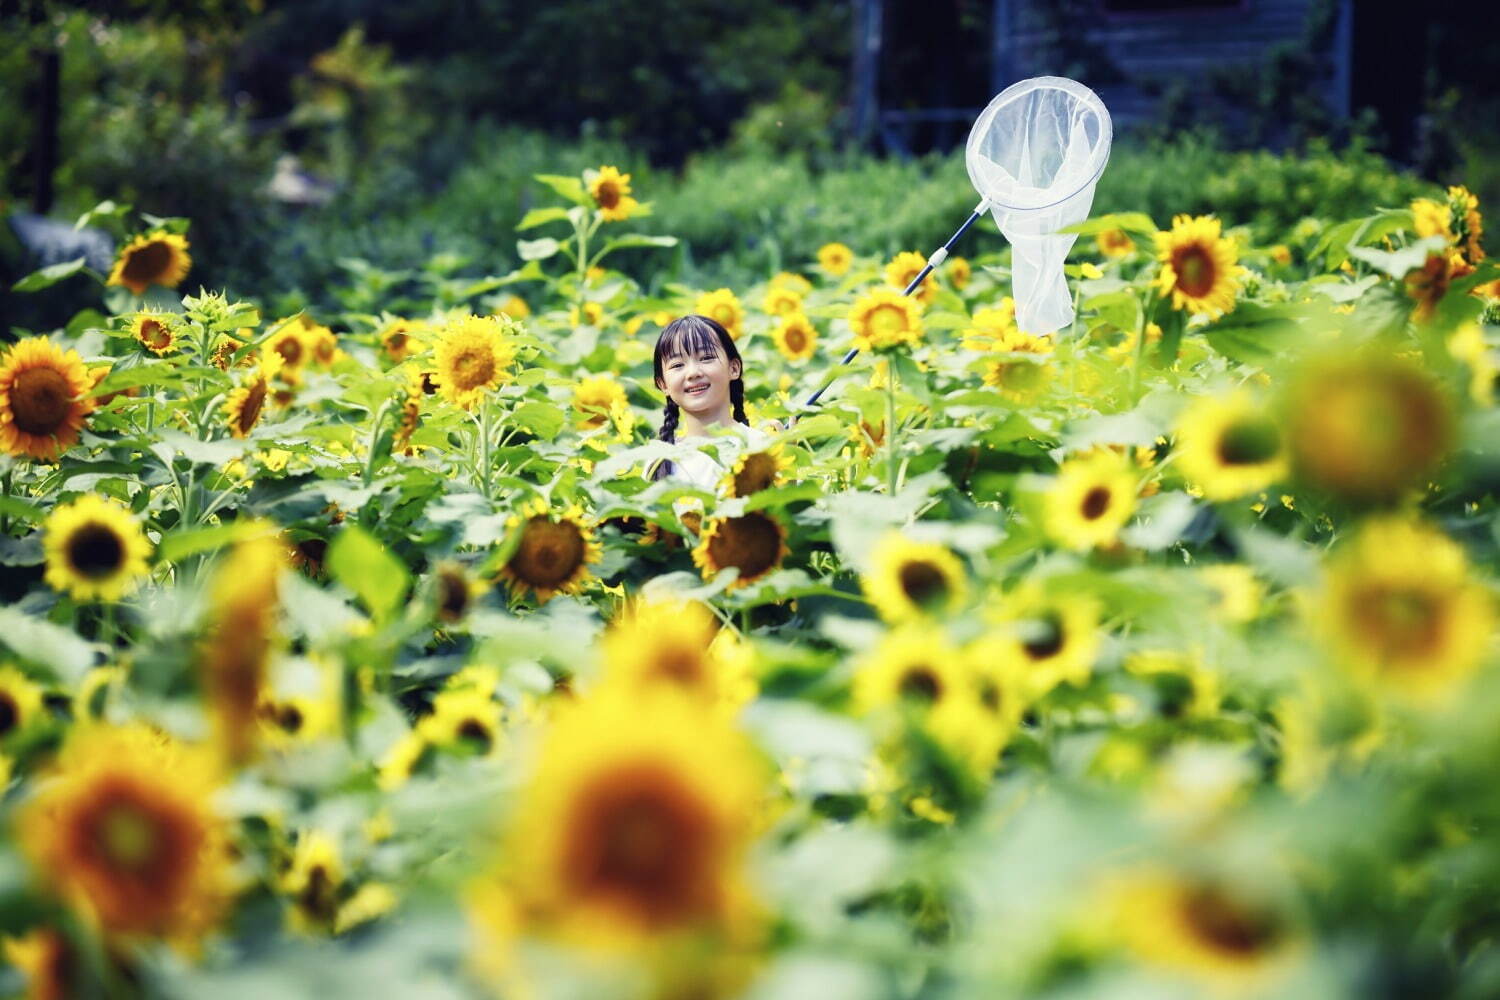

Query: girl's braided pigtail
<box><xmin>730</xmin><ymin>378</ymin><xmax>749</xmax><ymax>426</ymax></box>
<box><xmin>652</xmin><ymin>398</ymin><xmax>680</xmax><ymax>480</ymax></box>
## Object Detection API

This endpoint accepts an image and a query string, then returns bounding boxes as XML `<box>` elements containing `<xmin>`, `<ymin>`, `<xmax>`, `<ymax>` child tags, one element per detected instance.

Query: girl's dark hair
<box><xmin>651</xmin><ymin>314</ymin><xmax>748</xmax><ymax>481</ymax></box>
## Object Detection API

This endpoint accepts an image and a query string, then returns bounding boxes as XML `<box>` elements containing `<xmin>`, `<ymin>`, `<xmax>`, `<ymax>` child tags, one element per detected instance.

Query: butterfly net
<box><xmin>966</xmin><ymin>77</ymin><xmax>1112</xmax><ymax>335</ymax></box>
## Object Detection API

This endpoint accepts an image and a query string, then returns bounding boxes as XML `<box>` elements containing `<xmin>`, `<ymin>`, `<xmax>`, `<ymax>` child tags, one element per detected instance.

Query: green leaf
<box><xmin>138</xmin><ymin>213</ymin><xmax>190</xmax><ymax>235</ymax></box>
<box><xmin>74</xmin><ymin>199</ymin><xmax>131</xmax><ymax>230</ymax></box>
<box><xmin>1058</xmin><ymin>212</ymin><xmax>1158</xmax><ymax>237</ymax></box>
<box><xmin>517</xmin><ymin>237</ymin><xmax>561</xmax><ymax>262</ymax></box>
<box><xmin>1198</xmin><ymin>302</ymin><xmax>1301</xmax><ymax>365</ymax></box>
<box><xmin>327</xmin><ymin>524</ymin><xmax>409</xmax><ymax>622</ymax></box>
<box><xmin>594</xmin><ymin>234</ymin><xmax>678</xmax><ymax>254</ymax></box>
<box><xmin>12</xmin><ymin>257</ymin><xmax>88</xmax><ymax>292</ymax></box>
<box><xmin>516</xmin><ymin>206</ymin><xmax>572</xmax><ymax>231</ymax></box>
<box><xmin>891</xmin><ymin>352</ymin><xmax>932</xmax><ymax>406</ymax></box>
<box><xmin>1083</xmin><ymin>289</ymin><xmax>1142</xmax><ymax>333</ymax></box>
<box><xmin>0</xmin><ymin>495</ymin><xmax>46</xmax><ymax>524</ymax></box>
<box><xmin>533</xmin><ymin>173</ymin><xmax>589</xmax><ymax>206</ymax></box>
<box><xmin>1347</xmin><ymin>235</ymin><xmax>1448</xmax><ymax>279</ymax></box>
<box><xmin>510</xmin><ymin>400</ymin><xmax>567</xmax><ymax>440</ymax></box>
<box><xmin>151</xmin><ymin>429</ymin><xmax>248</xmax><ymax>467</ymax></box>
<box><xmin>0</xmin><ymin>606</ymin><xmax>98</xmax><ymax>683</ymax></box>
<box><xmin>158</xmin><ymin>522</ymin><xmax>246</xmax><ymax>564</ymax></box>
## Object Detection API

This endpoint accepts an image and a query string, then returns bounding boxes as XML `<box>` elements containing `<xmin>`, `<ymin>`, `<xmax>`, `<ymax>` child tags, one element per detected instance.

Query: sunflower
<box><xmin>569</xmin><ymin>301</ymin><xmax>605</xmax><ymax>328</ymax></box>
<box><xmin>2</xmin><ymin>926</ymin><xmax>78</xmax><ymax>1000</ymax></box>
<box><xmin>1044</xmin><ymin>449</ymin><xmax>1139</xmax><ymax>551</ymax></box>
<box><xmin>42</xmin><ymin>494</ymin><xmax>151</xmax><ymax>603</ymax></box>
<box><xmin>1173</xmin><ymin>391</ymin><xmax>1288</xmax><ymax>502</ymax></box>
<box><xmin>393</xmin><ymin>367</ymin><xmax>424</xmax><ymax>455</ymax></box>
<box><xmin>762</xmin><ymin>285</ymin><xmax>803</xmax><ymax>318</ymax></box>
<box><xmin>1198</xmin><ymin>564</ymin><xmax>1264</xmax><ymax>624</ymax></box>
<box><xmin>848</xmin><ymin>288</ymin><xmax>923</xmax><ymax>353</ymax></box>
<box><xmin>1404</xmin><ymin>250</ymin><xmax>1455</xmax><ymax>322</ymax></box>
<box><xmin>928</xmin><ymin>634</ymin><xmax>1026</xmax><ymax>774</ymax></box>
<box><xmin>433</xmin><ymin>560</ymin><xmax>484</xmax><ymax>623</ymax></box>
<box><xmin>127</xmin><ymin>311</ymin><xmax>177</xmax><ymax>355</ymax></box>
<box><xmin>266</xmin><ymin>320</ymin><xmax>311</xmax><ymax>372</ymax></box>
<box><xmin>770</xmin><ymin>313</ymin><xmax>818</xmax><ymax>363</ymax></box>
<box><xmin>980</xmin><ymin>334</ymin><xmax>1054</xmax><ymax>403</ymax></box>
<box><xmin>817</xmin><ymin>242</ymin><xmax>854</xmax><ymax>276</ymax></box>
<box><xmin>1447</xmin><ymin>184</ymin><xmax>1485</xmax><ymax>265</ymax></box>
<box><xmin>946</xmin><ymin>255</ymin><xmax>972</xmax><ymax>290</ymax></box>
<box><xmin>277</xmin><ymin>831</ymin><xmax>344</xmax><ymax>935</ymax></box>
<box><xmin>222</xmin><ymin>354</ymin><xmax>282</xmax><ymax>440</ymax></box>
<box><xmin>0</xmin><ymin>337</ymin><xmax>96</xmax><ymax>461</ymax></box>
<box><xmin>693</xmin><ymin>288</ymin><xmax>744</xmax><ymax>339</ymax></box>
<box><xmin>432</xmin><ymin>313</ymin><xmax>520</xmax><ymax>410</ymax></box>
<box><xmin>479</xmin><ymin>685</ymin><xmax>766</xmax><ymax>949</ymax></box>
<box><xmin>496</xmin><ymin>498</ymin><xmax>600</xmax><ymax>604</ymax></box>
<box><xmin>257</xmin><ymin>692</ymin><xmax>336</xmax><ymax>748</ymax></box>
<box><xmin>885</xmin><ymin>250</ymin><xmax>937</xmax><ymax>304</ymax></box>
<box><xmin>106</xmin><ymin>230</ymin><xmax>191</xmax><ymax>295</ymax></box>
<box><xmin>1153</xmin><ymin>214</ymin><xmax>1244</xmax><ymax>318</ymax></box>
<box><xmin>378</xmin><ymin>317</ymin><xmax>427</xmax><ymax>363</ymax></box>
<box><xmin>861</xmin><ymin>532</ymin><xmax>968</xmax><ymax>623</ymax></box>
<box><xmin>960</xmin><ymin>300</ymin><xmax>1018</xmax><ymax>351</ymax></box>
<box><xmin>1412</xmin><ymin>196</ymin><xmax>1452</xmax><ymax>242</ymax></box>
<box><xmin>495</xmin><ymin>294</ymin><xmax>531</xmax><ymax>320</ymax></box>
<box><xmin>1097</xmin><ymin>228</ymin><xmax>1136</xmax><ymax>258</ymax></box>
<box><xmin>991</xmin><ymin>582</ymin><xmax>1101</xmax><ymax>698</ymax></box>
<box><xmin>586</xmin><ymin>165</ymin><xmax>639</xmax><ymax>222</ymax></box>
<box><xmin>200</xmin><ymin>531</ymin><xmax>283</xmax><ymax>764</ymax></box>
<box><xmin>1317</xmin><ymin>517</ymin><xmax>1494</xmax><ymax>704</ymax></box>
<box><xmin>601</xmin><ymin>597</ymin><xmax>725</xmax><ymax>702</ymax></box>
<box><xmin>0</xmin><ymin>665</ymin><xmax>45</xmax><ymax>741</ymax></box>
<box><xmin>721</xmin><ymin>444</ymin><xmax>788</xmax><ymax>498</ymax></box>
<box><xmin>417</xmin><ymin>687</ymin><xmax>504</xmax><ymax>757</ymax></box>
<box><xmin>852</xmin><ymin>625</ymin><xmax>967</xmax><ymax>722</ymax></box>
<box><xmin>1280</xmin><ymin>354</ymin><xmax>1452</xmax><ymax>505</ymax></box>
<box><xmin>691</xmin><ymin>512</ymin><xmax>788</xmax><ymax>591</ymax></box>
<box><xmin>1105</xmin><ymin>868</ymin><xmax>1301</xmax><ymax>989</ymax></box>
<box><xmin>573</xmin><ymin>373</ymin><xmax>627</xmax><ymax>429</ymax></box>
<box><xmin>18</xmin><ymin>723</ymin><xmax>232</xmax><ymax>943</ymax></box>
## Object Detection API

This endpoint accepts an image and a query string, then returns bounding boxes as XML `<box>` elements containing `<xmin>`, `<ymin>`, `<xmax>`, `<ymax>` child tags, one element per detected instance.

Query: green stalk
<box><xmin>885</xmin><ymin>363</ymin><xmax>899</xmax><ymax>496</ymax></box>
<box><xmin>479</xmin><ymin>400</ymin><xmax>492</xmax><ymax>500</ymax></box>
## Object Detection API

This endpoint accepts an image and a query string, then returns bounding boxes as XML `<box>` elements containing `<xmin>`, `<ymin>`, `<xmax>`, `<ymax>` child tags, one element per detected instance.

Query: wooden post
<box><xmin>851</xmin><ymin>0</ymin><xmax>882</xmax><ymax>147</ymax></box>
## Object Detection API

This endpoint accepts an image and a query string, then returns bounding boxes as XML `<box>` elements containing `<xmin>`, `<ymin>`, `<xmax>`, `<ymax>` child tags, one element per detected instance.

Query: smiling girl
<box><xmin>649</xmin><ymin>314</ymin><xmax>774</xmax><ymax>488</ymax></box>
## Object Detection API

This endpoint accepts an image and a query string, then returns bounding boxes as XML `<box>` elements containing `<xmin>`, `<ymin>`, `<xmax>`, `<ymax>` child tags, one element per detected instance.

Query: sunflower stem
<box><xmin>885</xmin><ymin>363</ymin><xmax>899</xmax><ymax>496</ymax></box>
<box><xmin>478</xmin><ymin>401</ymin><xmax>492</xmax><ymax>500</ymax></box>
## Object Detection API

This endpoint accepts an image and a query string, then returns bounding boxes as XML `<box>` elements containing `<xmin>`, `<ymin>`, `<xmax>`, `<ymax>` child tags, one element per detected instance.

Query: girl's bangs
<box><xmin>659</xmin><ymin>321</ymin><xmax>721</xmax><ymax>361</ymax></box>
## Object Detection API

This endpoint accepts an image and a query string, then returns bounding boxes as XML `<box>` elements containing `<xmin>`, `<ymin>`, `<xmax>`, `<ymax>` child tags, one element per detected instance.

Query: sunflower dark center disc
<box><xmin>67</xmin><ymin>523</ymin><xmax>125</xmax><ymax>579</ymax></box>
<box><xmin>1174</xmin><ymin>245</ymin><xmax>1215</xmax><ymax>297</ymax></box>
<box><xmin>121</xmin><ymin>241</ymin><xmax>173</xmax><ymax>286</ymax></box>
<box><xmin>1023</xmin><ymin>613</ymin><xmax>1065</xmax><ymax>660</ymax></box>
<box><xmin>1081</xmin><ymin>486</ymin><xmax>1112</xmax><ymax>520</ymax></box>
<box><xmin>0</xmin><ymin>694</ymin><xmax>17</xmax><ymax>735</ymax></box>
<box><xmin>11</xmin><ymin>367</ymin><xmax>72</xmax><ymax>434</ymax></box>
<box><xmin>898</xmin><ymin>667</ymin><xmax>942</xmax><ymax>703</ymax></box>
<box><xmin>898</xmin><ymin>561</ymin><xmax>948</xmax><ymax>609</ymax></box>
<box><xmin>1217</xmin><ymin>419</ymin><xmax>1280</xmax><ymax>466</ymax></box>
<box><xmin>513</xmin><ymin>518</ymin><xmax>585</xmax><ymax>587</ymax></box>
<box><xmin>1181</xmin><ymin>886</ymin><xmax>1280</xmax><ymax>955</ymax></box>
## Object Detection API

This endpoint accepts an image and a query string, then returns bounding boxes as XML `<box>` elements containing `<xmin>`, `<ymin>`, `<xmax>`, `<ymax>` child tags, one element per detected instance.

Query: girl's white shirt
<box><xmin>656</xmin><ymin>423</ymin><xmax>776</xmax><ymax>493</ymax></box>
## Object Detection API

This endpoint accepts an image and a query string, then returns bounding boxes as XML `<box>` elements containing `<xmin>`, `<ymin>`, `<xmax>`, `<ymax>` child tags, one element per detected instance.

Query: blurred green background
<box><xmin>2</xmin><ymin>0</ymin><xmax>1497</xmax><ymax>326</ymax></box>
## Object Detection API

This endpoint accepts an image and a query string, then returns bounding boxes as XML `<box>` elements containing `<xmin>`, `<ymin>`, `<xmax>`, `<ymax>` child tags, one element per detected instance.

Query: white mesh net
<box><xmin>966</xmin><ymin>77</ymin><xmax>1112</xmax><ymax>335</ymax></box>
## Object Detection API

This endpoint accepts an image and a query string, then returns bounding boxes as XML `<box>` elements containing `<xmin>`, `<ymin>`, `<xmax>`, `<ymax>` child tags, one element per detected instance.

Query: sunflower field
<box><xmin>1</xmin><ymin>163</ymin><xmax>1500</xmax><ymax>999</ymax></box>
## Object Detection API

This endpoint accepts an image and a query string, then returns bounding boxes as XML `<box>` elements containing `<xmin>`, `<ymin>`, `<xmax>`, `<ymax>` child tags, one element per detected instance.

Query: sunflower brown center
<box><xmin>732</xmin><ymin>453</ymin><xmax>778</xmax><ymax>497</ymax></box>
<box><xmin>1080</xmin><ymin>486</ymin><xmax>1112</xmax><ymax>520</ymax></box>
<box><xmin>300</xmin><ymin>864</ymin><xmax>339</xmax><ymax>921</ymax></box>
<box><xmin>67</xmin><ymin>523</ymin><xmax>125</xmax><ymax>579</ymax></box>
<box><xmin>566</xmin><ymin>764</ymin><xmax>717</xmax><ymax>927</ymax></box>
<box><xmin>898</xmin><ymin>666</ymin><xmax>942</xmax><ymax>703</ymax></box>
<box><xmin>511</xmin><ymin>517</ymin><xmax>586</xmax><ymax>589</ymax></box>
<box><xmin>706</xmin><ymin>513</ymin><xmax>783</xmax><ymax>583</ymax></box>
<box><xmin>274</xmin><ymin>335</ymin><xmax>303</xmax><ymax>366</ymax></box>
<box><xmin>1022</xmin><ymin>613</ymin><xmax>1065</xmax><ymax>660</ymax></box>
<box><xmin>655</xmin><ymin>646</ymin><xmax>705</xmax><ymax>685</ymax></box>
<box><xmin>594</xmin><ymin>181</ymin><xmax>621</xmax><ymax>210</ymax></box>
<box><xmin>120</xmin><ymin>241</ymin><xmax>174</xmax><ymax>287</ymax></box>
<box><xmin>1355</xmin><ymin>585</ymin><xmax>1445</xmax><ymax>662</ymax></box>
<box><xmin>898</xmin><ymin>560</ymin><xmax>948</xmax><ymax>610</ymax></box>
<box><xmin>868</xmin><ymin>304</ymin><xmax>906</xmax><ymax>338</ymax></box>
<box><xmin>10</xmin><ymin>366</ymin><xmax>73</xmax><ymax>435</ymax></box>
<box><xmin>278</xmin><ymin>704</ymin><xmax>305</xmax><ymax>733</ymax></box>
<box><xmin>450</xmin><ymin>347</ymin><xmax>496</xmax><ymax>391</ymax></box>
<box><xmin>236</xmin><ymin>379</ymin><xmax>268</xmax><ymax>435</ymax></box>
<box><xmin>784</xmin><ymin>326</ymin><xmax>807</xmax><ymax>352</ymax></box>
<box><xmin>0</xmin><ymin>692</ymin><xmax>18</xmax><ymax>734</ymax></box>
<box><xmin>979</xmin><ymin>679</ymin><xmax>1001</xmax><ymax>712</ymax></box>
<box><xmin>438</xmin><ymin>571</ymin><xmax>469</xmax><ymax>619</ymax></box>
<box><xmin>1217</xmin><ymin>418</ymin><xmax>1281</xmax><ymax>466</ymax></box>
<box><xmin>1173</xmin><ymin>245</ymin><xmax>1216</xmax><ymax>298</ymax></box>
<box><xmin>457</xmin><ymin>718</ymin><xmax>493</xmax><ymax>754</ymax></box>
<box><xmin>1180</xmin><ymin>885</ymin><xmax>1280</xmax><ymax>956</ymax></box>
<box><xmin>140</xmin><ymin>319</ymin><xmax>171</xmax><ymax>350</ymax></box>
<box><xmin>91</xmin><ymin>799</ymin><xmax>166</xmax><ymax>875</ymax></box>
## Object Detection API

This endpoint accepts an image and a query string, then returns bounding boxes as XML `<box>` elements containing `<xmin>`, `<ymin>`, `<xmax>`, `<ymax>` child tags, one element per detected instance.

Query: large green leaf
<box><xmin>327</xmin><ymin>524</ymin><xmax>410</xmax><ymax>623</ymax></box>
<box><xmin>1058</xmin><ymin>212</ymin><xmax>1158</xmax><ymax>237</ymax></box>
<box><xmin>12</xmin><ymin>257</ymin><xmax>88</xmax><ymax>292</ymax></box>
<box><xmin>0</xmin><ymin>606</ymin><xmax>98</xmax><ymax>682</ymax></box>
<box><xmin>1198</xmin><ymin>302</ymin><xmax>1301</xmax><ymax>364</ymax></box>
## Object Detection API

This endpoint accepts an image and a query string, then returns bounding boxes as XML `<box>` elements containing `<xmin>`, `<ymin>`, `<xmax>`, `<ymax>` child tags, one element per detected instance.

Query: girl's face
<box><xmin>657</xmin><ymin>338</ymin><xmax>741</xmax><ymax>417</ymax></box>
